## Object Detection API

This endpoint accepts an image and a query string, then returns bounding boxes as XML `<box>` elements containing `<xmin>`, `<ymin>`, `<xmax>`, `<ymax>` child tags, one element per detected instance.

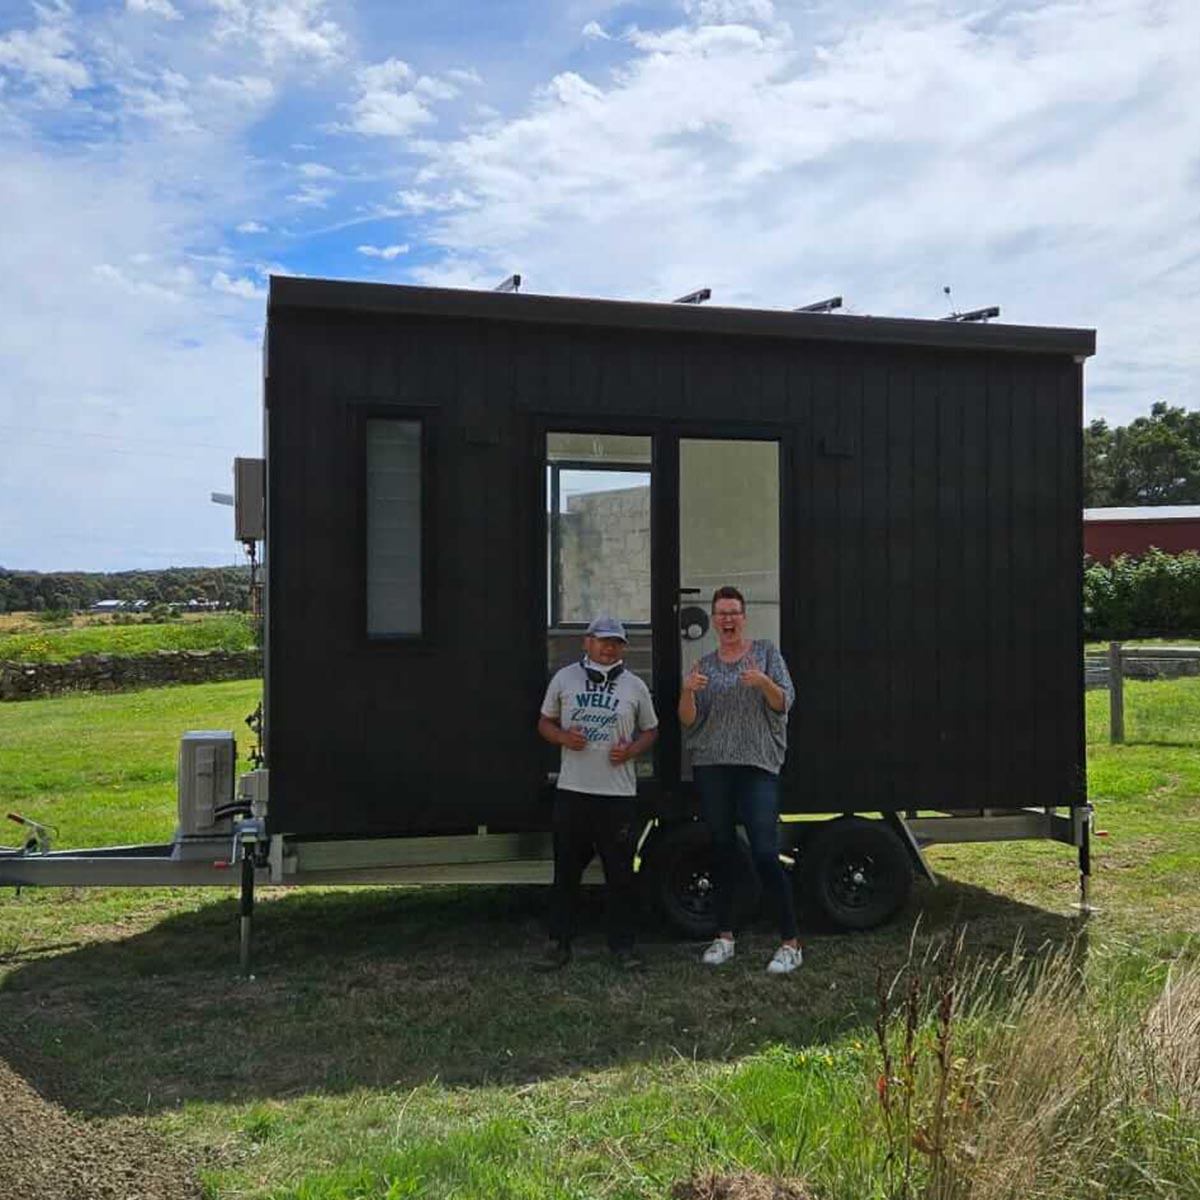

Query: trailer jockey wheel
<box><xmin>799</xmin><ymin>817</ymin><xmax>913</xmax><ymax>931</ymax></box>
<box><xmin>643</xmin><ymin>821</ymin><xmax>761</xmax><ymax>940</ymax></box>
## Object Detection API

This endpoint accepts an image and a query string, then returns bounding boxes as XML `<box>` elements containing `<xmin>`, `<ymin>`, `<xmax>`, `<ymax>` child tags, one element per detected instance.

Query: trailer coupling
<box><xmin>5</xmin><ymin>812</ymin><xmax>57</xmax><ymax>855</ymax></box>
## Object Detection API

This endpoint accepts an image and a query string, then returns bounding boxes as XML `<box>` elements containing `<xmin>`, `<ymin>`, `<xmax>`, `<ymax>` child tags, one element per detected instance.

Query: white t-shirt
<box><xmin>540</xmin><ymin>662</ymin><xmax>659</xmax><ymax>796</ymax></box>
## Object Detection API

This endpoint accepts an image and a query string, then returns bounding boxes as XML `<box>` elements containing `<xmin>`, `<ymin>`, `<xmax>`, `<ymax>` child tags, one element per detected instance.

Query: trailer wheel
<box><xmin>643</xmin><ymin>821</ymin><xmax>761</xmax><ymax>939</ymax></box>
<box><xmin>800</xmin><ymin>818</ymin><xmax>912</xmax><ymax>931</ymax></box>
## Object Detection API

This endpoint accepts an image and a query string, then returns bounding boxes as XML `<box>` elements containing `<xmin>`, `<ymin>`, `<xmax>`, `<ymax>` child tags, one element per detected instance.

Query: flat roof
<box><xmin>269</xmin><ymin>275</ymin><xmax>1096</xmax><ymax>360</ymax></box>
<box><xmin>1084</xmin><ymin>506</ymin><xmax>1200</xmax><ymax>523</ymax></box>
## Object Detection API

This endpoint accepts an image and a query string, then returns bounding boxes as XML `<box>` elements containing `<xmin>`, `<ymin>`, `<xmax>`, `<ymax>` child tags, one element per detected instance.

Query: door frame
<box><xmin>531</xmin><ymin>414</ymin><xmax>796</xmax><ymax>806</ymax></box>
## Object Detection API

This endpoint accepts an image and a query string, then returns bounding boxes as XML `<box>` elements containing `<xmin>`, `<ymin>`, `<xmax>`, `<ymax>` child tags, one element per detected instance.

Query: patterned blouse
<box><xmin>684</xmin><ymin>639</ymin><xmax>795</xmax><ymax>775</ymax></box>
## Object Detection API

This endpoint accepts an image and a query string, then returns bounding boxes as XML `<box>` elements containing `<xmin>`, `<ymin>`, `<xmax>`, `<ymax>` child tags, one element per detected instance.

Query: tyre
<box><xmin>642</xmin><ymin>821</ymin><xmax>762</xmax><ymax>939</ymax></box>
<box><xmin>799</xmin><ymin>817</ymin><xmax>913</xmax><ymax>931</ymax></box>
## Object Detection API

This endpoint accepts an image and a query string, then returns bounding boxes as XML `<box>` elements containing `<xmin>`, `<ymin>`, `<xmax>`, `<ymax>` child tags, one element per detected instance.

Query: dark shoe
<box><xmin>611</xmin><ymin>948</ymin><xmax>645</xmax><ymax>972</ymax></box>
<box><xmin>535</xmin><ymin>941</ymin><xmax>572</xmax><ymax>972</ymax></box>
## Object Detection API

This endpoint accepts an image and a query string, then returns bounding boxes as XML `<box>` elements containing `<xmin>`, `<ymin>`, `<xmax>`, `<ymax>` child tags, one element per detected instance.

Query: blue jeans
<box><xmin>694</xmin><ymin>764</ymin><xmax>797</xmax><ymax>941</ymax></box>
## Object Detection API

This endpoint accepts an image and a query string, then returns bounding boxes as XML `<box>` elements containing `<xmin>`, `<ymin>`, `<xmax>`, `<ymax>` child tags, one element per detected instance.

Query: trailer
<box><xmin>1</xmin><ymin>278</ymin><xmax>1097</xmax><ymax>961</ymax></box>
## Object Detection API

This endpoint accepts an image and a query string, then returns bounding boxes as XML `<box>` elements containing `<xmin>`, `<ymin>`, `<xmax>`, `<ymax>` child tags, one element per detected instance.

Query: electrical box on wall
<box><xmin>234</xmin><ymin>457</ymin><xmax>265</xmax><ymax>541</ymax></box>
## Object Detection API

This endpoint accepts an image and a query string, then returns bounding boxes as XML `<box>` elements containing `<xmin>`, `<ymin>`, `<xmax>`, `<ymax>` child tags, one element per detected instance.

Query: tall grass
<box><xmin>870</xmin><ymin>934</ymin><xmax>1200</xmax><ymax>1200</ymax></box>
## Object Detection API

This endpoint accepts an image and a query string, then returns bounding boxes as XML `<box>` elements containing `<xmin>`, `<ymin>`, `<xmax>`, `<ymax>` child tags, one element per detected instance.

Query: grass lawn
<box><xmin>0</xmin><ymin>613</ymin><xmax>257</xmax><ymax>664</ymax></box>
<box><xmin>1</xmin><ymin>678</ymin><xmax>1198</xmax><ymax>1199</ymax></box>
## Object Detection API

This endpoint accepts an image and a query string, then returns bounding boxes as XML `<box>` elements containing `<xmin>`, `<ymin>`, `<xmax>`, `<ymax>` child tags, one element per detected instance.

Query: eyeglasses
<box><xmin>713</xmin><ymin>609</ymin><xmax>745</xmax><ymax>618</ymax></box>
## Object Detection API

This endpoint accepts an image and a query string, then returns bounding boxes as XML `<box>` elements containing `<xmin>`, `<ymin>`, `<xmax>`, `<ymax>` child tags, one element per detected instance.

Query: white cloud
<box><xmin>114</xmin><ymin>70</ymin><xmax>274</xmax><ymax>134</ymax></box>
<box><xmin>236</xmin><ymin>220</ymin><xmax>267</xmax><ymax>232</ymax></box>
<box><xmin>0</xmin><ymin>2</ymin><xmax>91</xmax><ymax>106</ymax></box>
<box><xmin>347</xmin><ymin>85</ymin><xmax>429</xmax><ymax>137</ymax></box>
<box><xmin>211</xmin><ymin>270</ymin><xmax>266</xmax><ymax>299</ymax></box>
<box><xmin>403</xmin><ymin>0</ymin><xmax>1200</xmax><ymax>422</ymax></box>
<box><xmin>357</xmin><ymin>243</ymin><xmax>409</xmax><ymax>260</ymax></box>
<box><xmin>342</xmin><ymin>56</ymin><xmax>433</xmax><ymax>137</ymax></box>
<box><xmin>540</xmin><ymin>71</ymin><xmax>603</xmax><ymax>106</ymax></box>
<box><xmin>339</xmin><ymin>57</ymin><xmax>467</xmax><ymax>138</ymax></box>
<box><xmin>0</xmin><ymin>144</ymin><xmax>261</xmax><ymax>570</ymax></box>
<box><xmin>93</xmin><ymin>261</ymin><xmax>194</xmax><ymax>302</ymax></box>
<box><xmin>203</xmin><ymin>73</ymin><xmax>275</xmax><ymax>106</ymax></box>
<box><xmin>396</xmin><ymin>187</ymin><xmax>476</xmax><ymax>214</ymax></box>
<box><xmin>683</xmin><ymin>0</ymin><xmax>775</xmax><ymax>26</ymax></box>
<box><xmin>446</xmin><ymin>67</ymin><xmax>482</xmax><ymax>86</ymax></box>
<box><xmin>119</xmin><ymin>75</ymin><xmax>197</xmax><ymax>132</ymax></box>
<box><xmin>414</xmin><ymin>75</ymin><xmax>459</xmax><ymax>102</ymax></box>
<box><xmin>126</xmin><ymin>0</ymin><xmax>182</xmax><ymax>20</ymax></box>
<box><xmin>581</xmin><ymin>21</ymin><xmax>610</xmax><ymax>41</ymax></box>
<box><xmin>211</xmin><ymin>0</ymin><xmax>345</xmax><ymax>65</ymax></box>
<box><xmin>287</xmin><ymin>181</ymin><xmax>333</xmax><ymax>206</ymax></box>
<box><xmin>359</xmin><ymin>56</ymin><xmax>411</xmax><ymax>90</ymax></box>
<box><xmin>297</xmin><ymin>160</ymin><xmax>334</xmax><ymax>177</ymax></box>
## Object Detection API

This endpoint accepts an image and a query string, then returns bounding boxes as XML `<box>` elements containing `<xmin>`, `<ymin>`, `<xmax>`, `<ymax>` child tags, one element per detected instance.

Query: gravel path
<box><xmin>0</xmin><ymin>1056</ymin><xmax>201</xmax><ymax>1200</ymax></box>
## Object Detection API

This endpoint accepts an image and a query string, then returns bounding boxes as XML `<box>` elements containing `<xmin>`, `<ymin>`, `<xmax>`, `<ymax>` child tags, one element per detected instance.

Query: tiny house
<box><xmin>258</xmin><ymin>277</ymin><xmax>1095</xmax><ymax>929</ymax></box>
<box><xmin>2</xmin><ymin>277</ymin><xmax>1097</xmax><ymax>939</ymax></box>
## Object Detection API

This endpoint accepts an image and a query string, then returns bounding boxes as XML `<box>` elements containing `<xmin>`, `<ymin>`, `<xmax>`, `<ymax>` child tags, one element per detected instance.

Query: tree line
<box><xmin>1085</xmin><ymin>402</ymin><xmax>1200</xmax><ymax>507</ymax></box>
<box><xmin>0</xmin><ymin>566</ymin><xmax>252</xmax><ymax>615</ymax></box>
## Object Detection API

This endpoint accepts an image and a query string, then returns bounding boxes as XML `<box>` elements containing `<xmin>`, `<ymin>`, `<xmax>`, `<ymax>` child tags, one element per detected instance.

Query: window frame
<box><xmin>546</xmin><ymin>452</ymin><xmax>654</xmax><ymax>631</ymax></box>
<box><xmin>357</xmin><ymin>404</ymin><xmax>435</xmax><ymax>646</ymax></box>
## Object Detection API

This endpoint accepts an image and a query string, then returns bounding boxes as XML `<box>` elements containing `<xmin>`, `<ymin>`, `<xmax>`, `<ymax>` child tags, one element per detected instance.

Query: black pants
<box><xmin>549</xmin><ymin>790</ymin><xmax>639</xmax><ymax>952</ymax></box>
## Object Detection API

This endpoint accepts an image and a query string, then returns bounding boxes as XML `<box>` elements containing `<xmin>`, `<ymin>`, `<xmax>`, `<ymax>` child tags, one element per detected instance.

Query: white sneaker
<box><xmin>766</xmin><ymin>945</ymin><xmax>803</xmax><ymax>975</ymax></box>
<box><xmin>701</xmin><ymin>937</ymin><xmax>736</xmax><ymax>966</ymax></box>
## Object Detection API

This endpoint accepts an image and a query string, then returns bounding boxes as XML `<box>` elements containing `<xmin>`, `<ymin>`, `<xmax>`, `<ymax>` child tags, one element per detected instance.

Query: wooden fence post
<box><xmin>1108</xmin><ymin>640</ymin><xmax>1124</xmax><ymax>744</ymax></box>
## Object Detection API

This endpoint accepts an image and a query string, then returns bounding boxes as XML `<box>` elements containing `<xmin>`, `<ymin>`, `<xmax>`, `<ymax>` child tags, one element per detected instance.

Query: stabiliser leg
<box><xmin>239</xmin><ymin>848</ymin><xmax>255</xmax><ymax>976</ymax></box>
<box><xmin>1074</xmin><ymin>805</ymin><xmax>1095</xmax><ymax>915</ymax></box>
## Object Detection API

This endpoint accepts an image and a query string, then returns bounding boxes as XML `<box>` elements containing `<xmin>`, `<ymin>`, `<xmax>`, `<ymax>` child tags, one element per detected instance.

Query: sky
<box><xmin>1</xmin><ymin>0</ymin><xmax>1197</xmax><ymax>572</ymax></box>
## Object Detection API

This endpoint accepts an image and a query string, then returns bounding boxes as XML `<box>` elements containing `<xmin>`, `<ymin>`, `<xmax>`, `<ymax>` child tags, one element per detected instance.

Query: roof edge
<box><xmin>1084</xmin><ymin>506</ymin><xmax>1200</xmax><ymax>522</ymax></box>
<box><xmin>268</xmin><ymin>275</ymin><xmax>1096</xmax><ymax>359</ymax></box>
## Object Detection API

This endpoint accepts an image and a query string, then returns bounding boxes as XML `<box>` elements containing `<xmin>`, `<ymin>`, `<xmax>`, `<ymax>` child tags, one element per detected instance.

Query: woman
<box><xmin>677</xmin><ymin>585</ymin><xmax>801</xmax><ymax>974</ymax></box>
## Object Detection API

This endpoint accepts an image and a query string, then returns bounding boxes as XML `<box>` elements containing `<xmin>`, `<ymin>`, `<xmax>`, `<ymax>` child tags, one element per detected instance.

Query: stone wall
<box><xmin>557</xmin><ymin>485</ymin><xmax>651</xmax><ymax>624</ymax></box>
<box><xmin>0</xmin><ymin>649</ymin><xmax>262</xmax><ymax>701</ymax></box>
<box><xmin>1083</xmin><ymin>652</ymin><xmax>1200</xmax><ymax>689</ymax></box>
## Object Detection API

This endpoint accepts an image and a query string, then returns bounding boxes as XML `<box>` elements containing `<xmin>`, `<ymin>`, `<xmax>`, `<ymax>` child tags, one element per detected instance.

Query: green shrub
<box><xmin>1084</xmin><ymin>549</ymin><xmax>1200</xmax><ymax>640</ymax></box>
<box><xmin>34</xmin><ymin>608</ymin><xmax>73</xmax><ymax>625</ymax></box>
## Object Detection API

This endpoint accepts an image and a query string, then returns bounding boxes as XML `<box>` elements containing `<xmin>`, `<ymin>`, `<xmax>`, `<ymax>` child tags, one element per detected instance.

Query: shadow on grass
<box><xmin>0</xmin><ymin>875</ymin><xmax>1085</xmax><ymax>1117</ymax></box>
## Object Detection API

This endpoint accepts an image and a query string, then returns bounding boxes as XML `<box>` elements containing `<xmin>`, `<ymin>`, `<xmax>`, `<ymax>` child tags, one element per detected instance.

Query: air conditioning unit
<box><xmin>176</xmin><ymin>731</ymin><xmax>236</xmax><ymax>838</ymax></box>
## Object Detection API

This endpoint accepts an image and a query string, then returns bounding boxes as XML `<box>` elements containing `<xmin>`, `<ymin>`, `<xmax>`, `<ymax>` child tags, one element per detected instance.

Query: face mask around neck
<box><xmin>583</xmin><ymin>656</ymin><xmax>624</xmax><ymax>684</ymax></box>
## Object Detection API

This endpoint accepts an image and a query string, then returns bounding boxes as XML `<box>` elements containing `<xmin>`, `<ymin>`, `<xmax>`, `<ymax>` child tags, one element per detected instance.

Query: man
<box><xmin>536</xmin><ymin>615</ymin><xmax>659</xmax><ymax>970</ymax></box>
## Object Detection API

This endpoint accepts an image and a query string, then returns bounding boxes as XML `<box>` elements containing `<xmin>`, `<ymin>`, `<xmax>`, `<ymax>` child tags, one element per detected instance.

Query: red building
<box><xmin>1084</xmin><ymin>506</ymin><xmax>1200</xmax><ymax>562</ymax></box>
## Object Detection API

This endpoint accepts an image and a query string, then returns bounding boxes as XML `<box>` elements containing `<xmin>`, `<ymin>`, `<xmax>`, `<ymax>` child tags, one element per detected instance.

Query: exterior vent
<box><xmin>177</xmin><ymin>731</ymin><xmax>236</xmax><ymax>838</ymax></box>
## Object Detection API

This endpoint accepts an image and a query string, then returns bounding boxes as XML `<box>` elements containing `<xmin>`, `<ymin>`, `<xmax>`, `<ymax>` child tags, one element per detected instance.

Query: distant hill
<box><xmin>0</xmin><ymin>566</ymin><xmax>252</xmax><ymax>614</ymax></box>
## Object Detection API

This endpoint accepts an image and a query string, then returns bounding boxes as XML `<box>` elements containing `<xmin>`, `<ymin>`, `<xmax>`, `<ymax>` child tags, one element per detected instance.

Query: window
<box><xmin>366</xmin><ymin>418</ymin><xmax>422</xmax><ymax>636</ymax></box>
<box><xmin>546</xmin><ymin>432</ymin><xmax>652</xmax><ymax>627</ymax></box>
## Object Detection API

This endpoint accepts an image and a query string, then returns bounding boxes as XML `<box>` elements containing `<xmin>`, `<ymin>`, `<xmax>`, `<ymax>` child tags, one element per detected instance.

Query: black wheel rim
<box><xmin>828</xmin><ymin>851</ymin><xmax>886</xmax><ymax>912</ymax></box>
<box><xmin>666</xmin><ymin>856</ymin><xmax>714</xmax><ymax>921</ymax></box>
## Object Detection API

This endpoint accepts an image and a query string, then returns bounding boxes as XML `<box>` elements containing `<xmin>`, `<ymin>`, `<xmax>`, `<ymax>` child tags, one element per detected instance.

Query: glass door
<box><xmin>544</xmin><ymin>431</ymin><xmax>656</xmax><ymax>780</ymax></box>
<box><xmin>678</xmin><ymin>438</ymin><xmax>781</xmax><ymax>780</ymax></box>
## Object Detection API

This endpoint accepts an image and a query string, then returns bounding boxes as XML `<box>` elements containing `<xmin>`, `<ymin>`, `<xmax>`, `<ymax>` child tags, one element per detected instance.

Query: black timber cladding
<box><xmin>265</xmin><ymin>276</ymin><xmax>1093</xmax><ymax>837</ymax></box>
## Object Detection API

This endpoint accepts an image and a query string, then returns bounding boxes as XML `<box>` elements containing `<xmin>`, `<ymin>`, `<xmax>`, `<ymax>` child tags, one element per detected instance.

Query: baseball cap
<box><xmin>586</xmin><ymin>615</ymin><xmax>627</xmax><ymax>640</ymax></box>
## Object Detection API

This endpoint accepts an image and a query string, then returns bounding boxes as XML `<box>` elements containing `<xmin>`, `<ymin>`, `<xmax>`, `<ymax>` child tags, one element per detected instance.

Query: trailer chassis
<box><xmin>1</xmin><ymin>803</ymin><xmax>1094</xmax><ymax>974</ymax></box>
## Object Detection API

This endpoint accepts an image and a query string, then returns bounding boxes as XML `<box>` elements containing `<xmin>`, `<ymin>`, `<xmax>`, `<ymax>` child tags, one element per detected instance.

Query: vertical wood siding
<box><xmin>268</xmin><ymin>310</ymin><xmax>1084</xmax><ymax>834</ymax></box>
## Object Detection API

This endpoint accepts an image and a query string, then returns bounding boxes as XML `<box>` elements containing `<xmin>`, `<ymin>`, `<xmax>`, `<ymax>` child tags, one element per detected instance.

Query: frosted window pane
<box><xmin>367</xmin><ymin>419</ymin><xmax>421</xmax><ymax>635</ymax></box>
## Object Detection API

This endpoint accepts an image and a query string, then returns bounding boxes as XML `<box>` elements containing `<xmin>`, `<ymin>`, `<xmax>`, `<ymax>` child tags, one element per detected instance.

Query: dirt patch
<box><xmin>671</xmin><ymin>1170</ymin><xmax>814</xmax><ymax>1200</ymax></box>
<box><xmin>0</xmin><ymin>1054</ymin><xmax>201</xmax><ymax>1200</ymax></box>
